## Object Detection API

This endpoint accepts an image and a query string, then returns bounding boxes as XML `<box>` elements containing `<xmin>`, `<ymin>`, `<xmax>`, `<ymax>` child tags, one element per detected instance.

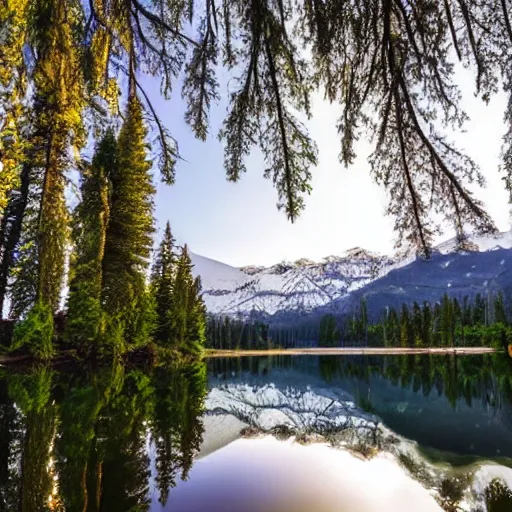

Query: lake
<box><xmin>1</xmin><ymin>353</ymin><xmax>512</xmax><ymax>511</ymax></box>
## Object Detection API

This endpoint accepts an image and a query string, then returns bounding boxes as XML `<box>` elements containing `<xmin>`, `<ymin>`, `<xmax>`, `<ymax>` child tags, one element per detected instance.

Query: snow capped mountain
<box><xmin>191</xmin><ymin>248</ymin><xmax>395</xmax><ymax>317</ymax></box>
<box><xmin>191</xmin><ymin>231</ymin><xmax>512</xmax><ymax>320</ymax></box>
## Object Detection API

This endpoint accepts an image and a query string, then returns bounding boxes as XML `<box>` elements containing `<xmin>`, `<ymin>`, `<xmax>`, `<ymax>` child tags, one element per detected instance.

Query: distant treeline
<box><xmin>319</xmin><ymin>292</ymin><xmax>512</xmax><ymax>349</ymax></box>
<box><xmin>205</xmin><ymin>316</ymin><xmax>317</xmax><ymax>350</ymax></box>
<box><xmin>206</xmin><ymin>292</ymin><xmax>512</xmax><ymax>351</ymax></box>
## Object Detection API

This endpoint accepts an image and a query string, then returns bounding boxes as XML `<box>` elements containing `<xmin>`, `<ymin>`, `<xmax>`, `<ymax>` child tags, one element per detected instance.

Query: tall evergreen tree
<box><xmin>495</xmin><ymin>292</ymin><xmax>508</xmax><ymax>325</ymax></box>
<box><xmin>102</xmin><ymin>97</ymin><xmax>155</xmax><ymax>344</ymax></box>
<box><xmin>151</xmin><ymin>222</ymin><xmax>176</xmax><ymax>345</ymax></box>
<box><xmin>421</xmin><ymin>302</ymin><xmax>432</xmax><ymax>347</ymax></box>
<box><xmin>412</xmin><ymin>301</ymin><xmax>423</xmax><ymax>346</ymax></box>
<box><xmin>170</xmin><ymin>245</ymin><xmax>206</xmax><ymax>354</ymax></box>
<box><xmin>187</xmin><ymin>276</ymin><xmax>207</xmax><ymax>351</ymax></box>
<box><xmin>319</xmin><ymin>314</ymin><xmax>338</xmax><ymax>347</ymax></box>
<box><xmin>66</xmin><ymin>132</ymin><xmax>114</xmax><ymax>347</ymax></box>
<box><xmin>400</xmin><ymin>304</ymin><xmax>412</xmax><ymax>347</ymax></box>
<box><xmin>31</xmin><ymin>0</ymin><xmax>86</xmax><ymax>314</ymax></box>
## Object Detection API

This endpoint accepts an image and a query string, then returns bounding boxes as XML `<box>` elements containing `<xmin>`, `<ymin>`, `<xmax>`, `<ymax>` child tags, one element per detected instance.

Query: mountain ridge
<box><xmin>191</xmin><ymin>231</ymin><xmax>512</xmax><ymax>320</ymax></box>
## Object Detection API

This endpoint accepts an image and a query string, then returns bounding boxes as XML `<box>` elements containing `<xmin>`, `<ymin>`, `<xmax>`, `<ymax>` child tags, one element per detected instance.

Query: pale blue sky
<box><xmin>143</xmin><ymin>67</ymin><xmax>510</xmax><ymax>268</ymax></box>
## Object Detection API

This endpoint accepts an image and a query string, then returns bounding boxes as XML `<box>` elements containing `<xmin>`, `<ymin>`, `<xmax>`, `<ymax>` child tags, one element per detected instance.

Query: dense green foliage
<box><xmin>102</xmin><ymin>98</ymin><xmax>155</xmax><ymax>319</ymax></box>
<box><xmin>210</xmin><ymin>292</ymin><xmax>512</xmax><ymax>351</ymax></box>
<box><xmin>66</xmin><ymin>131</ymin><xmax>113</xmax><ymax>347</ymax></box>
<box><xmin>0</xmin><ymin>360</ymin><xmax>207</xmax><ymax>511</ymax></box>
<box><xmin>305</xmin><ymin>293</ymin><xmax>512</xmax><ymax>349</ymax></box>
<box><xmin>152</xmin><ymin>239</ymin><xmax>206</xmax><ymax>355</ymax></box>
<box><xmin>10</xmin><ymin>300</ymin><xmax>54</xmax><ymax>359</ymax></box>
<box><xmin>367</xmin><ymin>293</ymin><xmax>512</xmax><ymax>349</ymax></box>
<box><xmin>4</xmin><ymin>97</ymin><xmax>206</xmax><ymax>358</ymax></box>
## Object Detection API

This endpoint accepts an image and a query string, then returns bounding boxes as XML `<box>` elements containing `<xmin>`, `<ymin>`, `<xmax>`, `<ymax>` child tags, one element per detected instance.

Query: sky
<box><xmin>143</xmin><ymin>66</ymin><xmax>510</xmax><ymax>268</ymax></box>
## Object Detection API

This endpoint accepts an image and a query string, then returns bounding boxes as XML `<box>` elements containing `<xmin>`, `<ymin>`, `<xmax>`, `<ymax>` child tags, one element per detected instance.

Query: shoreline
<box><xmin>204</xmin><ymin>346</ymin><xmax>497</xmax><ymax>358</ymax></box>
<box><xmin>0</xmin><ymin>346</ymin><xmax>498</xmax><ymax>366</ymax></box>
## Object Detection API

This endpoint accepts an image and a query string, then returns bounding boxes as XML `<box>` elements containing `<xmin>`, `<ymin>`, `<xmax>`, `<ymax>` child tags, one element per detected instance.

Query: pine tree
<box><xmin>102</xmin><ymin>97</ymin><xmax>155</xmax><ymax>345</ymax></box>
<box><xmin>151</xmin><ymin>222</ymin><xmax>176</xmax><ymax>345</ymax></box>
<box><xmin>170</xmin><ymin>245</ymin><xmax>192</xmax><ymax>351</ymax></box>
<box><xmin>319</xmin><ymin>314</ymin><xmax>338</xmax><ymax>347</ymax></box>
<box><xmin>387</xmin><ymin>308</ymin><xmax>399</xmax><ymax>347</ymax></box>
<box><xmin>400</xmin><ymin>304</ymin><xmax>412</xmax><ymax>348</ymax></box>
<box><xmin>440</xmin><ymin>294</ymin><xmax>454</xmax><ymax>346</ymax></box>
<box><xmin>421</xmin><ymin>302</ymin><xmax>432</xmax><ymax>347</ymax></box>
<box><xmin>187</xmin><ymin>276</ymin><xmax>207</xmax><ymax>352</ymax></box>
<box><xmin>66</xmin><ymin>132</ymin><xmax>114</xmax><ymax>347</ymax></box>
<box><xmin>31</xmin><ymin>0</ymin><xmax>86</xmax><ymax>314</ymax></box>
<box><xmin>452</xmin><ymin>298</ymin><xmax>462</xmax><ymax>346</ymax></box>
<box><xmin>474</xmin><ymin>294</ymin><xmax>486</xmax><ymax>325</ymax></box>
<box><xmin>494</xmin><ymin>292</ymin><xmax>508</xmax><ymax>325</ymax></box>
<box><xmin>359</xmin><ymin>298</ymin><xmax>368</xmax><ymax>345</ymax></box>
<box><xmin>412</xmin><ymin>301</ymin><xmax>423</xmax><ymax>346</ymax></box>
<box><xmin>169</xmin><ymin>245</ymin><xmax>206</xmax><ymax>354</ymax></box>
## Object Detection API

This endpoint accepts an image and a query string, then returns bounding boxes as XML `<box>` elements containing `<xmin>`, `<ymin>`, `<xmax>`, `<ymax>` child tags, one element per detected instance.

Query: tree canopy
<box><xmin>2</xmin><ymin>1</ymin><xmax>512</xmax><ymax>253</ymax></box>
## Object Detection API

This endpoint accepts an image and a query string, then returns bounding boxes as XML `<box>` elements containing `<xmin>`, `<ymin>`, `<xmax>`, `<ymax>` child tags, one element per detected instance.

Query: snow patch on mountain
<box><xmin>191</xmin><ymin>248</ymin><xmax>395</xmax><ymax>316</ymax></box>
<box><xmin>191</xmin><ymin>231</ymin><xmax>512</xmax><ymax>319</ymax></box>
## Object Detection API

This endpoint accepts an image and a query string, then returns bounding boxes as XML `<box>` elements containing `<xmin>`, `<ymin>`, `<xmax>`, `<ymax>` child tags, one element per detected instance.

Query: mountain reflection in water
<box><xmin>0</xmin><ymin>353</ymin><xmax>511</xmax><ymax>510</ymax></box>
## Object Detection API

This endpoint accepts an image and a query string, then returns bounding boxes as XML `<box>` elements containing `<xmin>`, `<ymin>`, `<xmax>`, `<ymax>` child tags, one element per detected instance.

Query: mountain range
<box><xmin>191</xmin><ymin>231</ymin><xmax>512</xmax><ymax>323</ymax></box>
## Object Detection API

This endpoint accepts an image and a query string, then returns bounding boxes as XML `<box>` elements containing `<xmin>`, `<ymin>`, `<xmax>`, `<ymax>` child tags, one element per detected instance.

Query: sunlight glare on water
<box><xmin>156</xmin><ymin>436</ymin><xmax>442</xmax><ymax>512</ymax></box>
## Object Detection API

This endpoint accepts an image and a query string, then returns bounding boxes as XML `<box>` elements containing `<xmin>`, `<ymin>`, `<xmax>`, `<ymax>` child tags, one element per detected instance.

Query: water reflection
<box><xmin>0</xmin><ymin>362</ymin><xmax>207</xmax><ymax>511</ymax></box>
<box><xmin>207</xmin><ymin>354</ymin><xmax>512</xmax><ymax>460</ymax></box>
<box><xmin>0</xmin><ymin>353</ymin><xmax>511</xmax><ymax>510</ymax></box>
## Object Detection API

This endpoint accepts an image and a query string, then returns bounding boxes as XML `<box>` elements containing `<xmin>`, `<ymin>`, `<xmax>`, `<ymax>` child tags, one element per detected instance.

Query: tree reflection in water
<box><xmin>0</xmin><ymin>359</ymin><xmax>207</xmax><ymax>512</ymax></box>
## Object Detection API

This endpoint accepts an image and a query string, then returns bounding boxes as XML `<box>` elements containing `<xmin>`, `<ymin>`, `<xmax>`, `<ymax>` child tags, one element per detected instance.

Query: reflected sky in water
<box><xmin>153</xmin><ymin>437</ymin><xmax>441</xmax><ymax>512</ymax></box>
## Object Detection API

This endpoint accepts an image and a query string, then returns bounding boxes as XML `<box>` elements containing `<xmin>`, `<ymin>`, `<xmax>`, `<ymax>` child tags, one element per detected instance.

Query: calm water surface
<box><xmin>0</xmin><ymin>353</ymin><xmax>511</xmax><ymax>511</ymax></box>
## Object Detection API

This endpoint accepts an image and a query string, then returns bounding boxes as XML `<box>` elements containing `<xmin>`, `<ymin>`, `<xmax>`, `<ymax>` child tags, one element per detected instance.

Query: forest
<box><xmin>317</xmin><ymin>293</ymin><xmax>512</xmax><ymax>350</ymax></box>
<box><xmin>3</xmin><ymin>1</ymin><xmax>512</xmax><ymax>361</ymax></box>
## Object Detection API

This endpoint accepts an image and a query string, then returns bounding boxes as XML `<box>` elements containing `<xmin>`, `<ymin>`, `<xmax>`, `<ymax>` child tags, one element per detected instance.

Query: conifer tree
<box><xmin>170</xmin><ymin>245</ymin><xmax>206</xmax><ymax>354</ymax></box>
<box><xmin>170</xmin><ymin>245</ymin><xmax>193</xmax><ymax>350</ymax></box>
<box><xmin>151</xmin><ymin>222</ymin><xmax>176</xmax><ymax>345</ymax></box>
<box><xmin>440</xmin><ymin>294</ymin><xmax>453</xmax><ymax>346</ymax></box>
<box><xmin>31</xmin><ymin>0</ymin><xmax>86</xmax><ymax>314</ymax></box>
<box><xmin>386</xmin><ymin>308</ymin><xmax>399</xmax><ymax>347</ymax></box>
<box><xmin>421</xmin><ymin>302</ymin><xmax>432</xmax><ymax>347</ymax></box>
<box><xmin>412</xmin><ymin>302</ymin><xmax>423</xmax><ymax>346</ymax></box>
<box><xmin>187</xmin><ymin>276</ymin><xmax>207</xmax><ymax>351</ymax></box>
<box><xmin>494</xmin><ymin>292</ymin><xmax>508</xmax><ymax>325</ymax></box>
<box><xmin>400</xmin><ymin>304</ymin><xmax>411</xmax><ymax>348</ymax></box>
<box><xmin>66</xmin><ymin>132</ymin><xmax>114</xmax><ymax>347</ymax></box>
<box><xmin>319</xmin><ymin>314</ymin><xmax>338</xmax><ymax>347</ymax></box>
<box><xmin>102</xmin><ymin>97</ymin><xmax>155</xmax><ymax>345</ymax></box>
